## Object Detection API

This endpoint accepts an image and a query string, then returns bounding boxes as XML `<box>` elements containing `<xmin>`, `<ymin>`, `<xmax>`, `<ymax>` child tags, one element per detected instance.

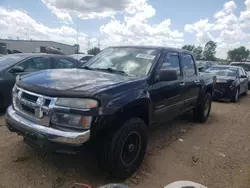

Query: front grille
<box><xmin>215</xmin><ymin>83</ymin><xmax>228</xmax><ymax>91</ymax></box>
<box><xmin>22</xmin><ymin>92</ymin><xmax>38</xmax><ymax>103</ymax></box>
<box><xmin>13</xmin><ymin>88</ymin><xmax>56</xmax><ymax>125</ymax></box>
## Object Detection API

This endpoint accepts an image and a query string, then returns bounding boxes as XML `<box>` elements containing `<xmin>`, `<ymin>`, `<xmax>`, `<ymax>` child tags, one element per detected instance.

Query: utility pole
<box><xmin>87</xmin><ymin>36</ymin><xmax>90</xmax><ymax>52</ymax></box>
<box><xmin>98</xmin><ymin>39</ymin><xmax>100</xmax><ymax>49</ymax></box>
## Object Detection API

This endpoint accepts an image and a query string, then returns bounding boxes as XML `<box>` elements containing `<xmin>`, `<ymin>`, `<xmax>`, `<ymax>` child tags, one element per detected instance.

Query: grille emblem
<box><xmin>35</xmin><ymin>97</ymin><xmax>46</xmax><ymax>118</ymax></box>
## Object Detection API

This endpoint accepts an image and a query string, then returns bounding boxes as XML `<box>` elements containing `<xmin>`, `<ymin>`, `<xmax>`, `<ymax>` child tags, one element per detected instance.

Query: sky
<box><xmin>0</xmin><ymin>0</ymin><xmax>250</xmax><ymax>58</ymax></box>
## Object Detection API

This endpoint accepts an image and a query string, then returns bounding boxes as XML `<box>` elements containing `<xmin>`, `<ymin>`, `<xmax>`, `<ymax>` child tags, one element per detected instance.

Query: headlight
<box><xmin>51</xmin><ymin>112</ymin><xmax>92</xmax><ymax>129</ymax></box>
<box><xmin>230</xmin><ymin>81</ymin><xmax>236</xmax><ymax>89</ymax></box>
<box><xmin>55</xmin><ymin>98</ymin><xmax>98</xmax><ymax>109</ymax></box>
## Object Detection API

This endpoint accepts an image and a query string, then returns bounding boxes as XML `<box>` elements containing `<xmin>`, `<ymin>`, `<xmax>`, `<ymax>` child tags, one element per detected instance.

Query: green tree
<box><xmin>203</xmin><ymin>41</ymin><xmax>217</xmax><ymax>61</ymax></box>
<box><xmin>193</xmin><ymin>46</ymin><xmax>203</xmax><ymax>60</ymax></box>
<box><xmin>88</xmin><ymin>47</ymin><xmax>101</xmax><ymax>55</ymax></box>
<box><xmin>227</xmin><ymin>46</ymin><xmax>250</xmax><ymax>62</ymax></box>
<box><xmin>181</xmin><ymin>45</ymin><xmax>195</xmax><ymax>52</ymax></box>
<box><xmin>73</xmin><ymin>44</ymin><xmax>80</xmax><ymax>54</ymax></box>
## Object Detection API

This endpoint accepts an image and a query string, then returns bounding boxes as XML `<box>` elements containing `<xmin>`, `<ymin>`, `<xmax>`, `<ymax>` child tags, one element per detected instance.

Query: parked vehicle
<box><xmin>230</xmin><ymin>62</ymin><xmax>250</xmax><ymax>87</ymax></box>
<box><xmin>6</xmin><ymin>46</ymin><xmax>215</xmax><ymax>179</ymax></box>
<box><xmin>206</xmin><ymin>65</ymin><xmax>248</xmax><ymax>102</ymax></box>
<box><xmin>69</xmin><ymin>54</ymin><xmax>94</xmax><ymax>64</ymax></box>
<box><xmin>197</xmin><ymin>60</ymin><xmax>217</xmax><ymax>72</ymax></box>
<box><xmin>0</xmin><ymin>53</ymin><xmax>81</xmax><ymax>108</ymax></box>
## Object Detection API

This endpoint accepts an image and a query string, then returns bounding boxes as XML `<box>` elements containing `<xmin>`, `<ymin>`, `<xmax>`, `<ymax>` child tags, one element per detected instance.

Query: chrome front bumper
<box><xmin>5</xmin><ymin>106</ymin><xmax>90</xmax><ymax>146</ymax></box>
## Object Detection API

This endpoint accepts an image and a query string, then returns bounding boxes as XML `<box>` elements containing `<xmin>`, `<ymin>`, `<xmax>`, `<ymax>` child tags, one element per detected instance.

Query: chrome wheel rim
<box><xmin>235</xmin><ymin>89</ymin><xmax>239</xmax><ymax>101</ymax></box>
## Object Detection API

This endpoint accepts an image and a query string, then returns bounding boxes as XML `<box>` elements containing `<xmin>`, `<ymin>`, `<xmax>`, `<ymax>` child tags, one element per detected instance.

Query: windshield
<box><xmin>0</xmin><ymin>54</ymin><xmax>27</xmax><ymax>70</ymax></box>
<box><xmin>84</xmin><ymin>47</ymin><xmax>160</xmax><ymax>77</ymax></box>
<box><xmin>206</xmin><ymin>66</ymin><xmax>238</xmax><ymax>77</ymax></box>
<box><xmin>230</xmin><ymin>63</ymin><xmax>250</xmax><ymax>71</ymax></box>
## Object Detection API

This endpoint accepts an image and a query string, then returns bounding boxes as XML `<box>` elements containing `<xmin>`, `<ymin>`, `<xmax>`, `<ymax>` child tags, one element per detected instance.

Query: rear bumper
<box><xmin>5</xmin><ymin>106</ymin><xmax>91</xmax><ymax>147</ymax></box>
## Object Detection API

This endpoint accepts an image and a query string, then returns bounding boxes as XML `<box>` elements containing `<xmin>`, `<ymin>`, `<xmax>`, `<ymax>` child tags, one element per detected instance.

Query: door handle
<box><xmin>194</xmin><ymin>80</ymin><xmax>200</xmax><ymax>84</ymax></box>
<box><xmin>180</xmin><ymin>82</ymin><xmax>185</xmax><ymax>86</ymax></box>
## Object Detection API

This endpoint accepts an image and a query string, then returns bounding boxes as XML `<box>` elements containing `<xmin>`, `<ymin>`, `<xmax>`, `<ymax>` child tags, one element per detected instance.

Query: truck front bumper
<box><xmin>5</xmin><ymin>106</ymin><xmax>91</xmax><ymax>148</ymax></box>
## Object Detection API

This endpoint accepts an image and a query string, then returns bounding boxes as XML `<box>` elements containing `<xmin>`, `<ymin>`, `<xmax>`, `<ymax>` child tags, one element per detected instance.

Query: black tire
<box><xmin>99</xmin><ymin>118</ymin><xmax>148</xmax><ymax>179</ymax></box>
<box><xmin>243</xmin><ymin>85</ymin><xmax>248</xmax><ymax>96</ymax></box>
<box><xmin>194</xmin><ymin>92</ymin><xmax>212</xmax><ymax>123</ymax></box>
<box><xmin>232</xmin><ymin>88</ymin><xmax>240</xmax><ymax>102</ymax></box>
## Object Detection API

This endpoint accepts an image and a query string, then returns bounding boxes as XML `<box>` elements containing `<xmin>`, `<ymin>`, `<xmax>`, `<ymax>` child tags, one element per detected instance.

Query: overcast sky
<box><xmin>1</xmin><ymin>0</ymin><xmax>250</xmax><ymax>58</ymax></box>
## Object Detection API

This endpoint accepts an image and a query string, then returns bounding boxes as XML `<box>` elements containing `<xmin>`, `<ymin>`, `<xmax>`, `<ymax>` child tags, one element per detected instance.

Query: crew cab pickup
<box><xmin>5</xmin><ymin>46</ymin><xmax>216</xmax><ymax>179</ymax></box>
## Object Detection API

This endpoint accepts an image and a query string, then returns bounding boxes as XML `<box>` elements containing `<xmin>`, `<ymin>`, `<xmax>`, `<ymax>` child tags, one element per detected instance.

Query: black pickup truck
<box><xmin>5</xmin><ymin>46</ymin><xmax>215</xmax><ymax>179</ymax></box>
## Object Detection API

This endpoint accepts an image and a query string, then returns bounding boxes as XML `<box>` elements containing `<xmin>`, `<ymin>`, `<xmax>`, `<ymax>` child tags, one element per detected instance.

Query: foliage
<box><xmin>88</xmin><ymin>47</ymin><xmax>101</xmax><ymax>55</ymax></box>
<box><xmin>181</xmin><ymin>45</ymin><xmax>195</xmax><ymax>52</ymax></box>
<box><xmin>193</xmin><ymin>46</ymin><xmax>203</xmax><ymax>60</ymax></box>
<box><xmin>203</xmin><ymin>41</ymin><xmax>217</xmax><ymax>61</ymax></box>
<box><xmin>227</xmin><ymin>46</ymin><xmax>250</xmax><ymax>62</ymax></box>
<box><xmin>73</xmin><ymin>44</ymin><xmax>80</xmax><ymax>54</ymax></box>
<box><xmin>181</xmin><ymin>45</ymin><xmax>203</xmax><ymax>60</ymax></box>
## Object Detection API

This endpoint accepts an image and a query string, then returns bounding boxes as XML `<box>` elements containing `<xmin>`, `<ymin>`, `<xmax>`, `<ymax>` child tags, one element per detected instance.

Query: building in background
<box><xmin>0</xmin><ymin>39</ymin><xmax>76</xmax><ymax>55</ymax></box>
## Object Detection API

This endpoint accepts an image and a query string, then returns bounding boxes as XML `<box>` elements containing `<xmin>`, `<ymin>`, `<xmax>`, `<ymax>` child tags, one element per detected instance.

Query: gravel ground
<box><xmin>1</xmin><ymin>95</ymin><xmax>250</xmax><ymax>188</ymax></box>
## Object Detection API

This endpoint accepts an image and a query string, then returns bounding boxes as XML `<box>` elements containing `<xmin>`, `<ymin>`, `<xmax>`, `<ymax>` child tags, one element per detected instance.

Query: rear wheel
<box><xmin>99</xmin><ymin>118</ymin><xmax>148</xmax><ymax>179</ymax></box>
<box><xmin>194</xmin><ymin>92</ymin><xmax>212</xmax><ymax>123</ymax></box>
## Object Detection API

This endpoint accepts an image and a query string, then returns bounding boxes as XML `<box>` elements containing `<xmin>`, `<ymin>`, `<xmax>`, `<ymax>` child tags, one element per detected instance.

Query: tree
<box><xmin>181</xmin><ymin>45</ymin><xmax>195</xmax><ymax>52</ymax></box>
<box><xmin>227</xmin><ymin>46</ymin><xmax>250</xmax><ymax>62</ymax></box>
<box><xmin>73</xmin><ymin>44</ymin><xmax>80</xmax><ymax>54</ymax></box>
<box><xmin>203</xmin><ymin>41</ymin><xmax>217</xmax><ymax>61</ymax></box>
<box><xmin>193</xmin><ymin>46</ymin><xmax>203</xmax><ymax>60</ymax></box>
<box><xmin>88</xmin><ymin>47</ymin><xmax>101</xmax><ymax>55</ymax></box>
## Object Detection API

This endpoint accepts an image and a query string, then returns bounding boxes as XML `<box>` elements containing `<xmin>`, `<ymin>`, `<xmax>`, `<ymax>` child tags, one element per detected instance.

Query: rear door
<box><xmin>150</xmin><ymin>51</ymin><xmax>185</xmax><ymax>124</ymax></box>
<box><xmin>181</xmin><ymin>53</ymin><xmax>201</xmax><ymax>111</ymax></box>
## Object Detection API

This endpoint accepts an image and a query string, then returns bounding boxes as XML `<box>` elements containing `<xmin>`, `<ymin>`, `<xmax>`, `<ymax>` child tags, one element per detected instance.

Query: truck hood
<box><xmin>17</xmin><ymin>69</ymin><xmax>143</xmax><ymax>97</ymax></box>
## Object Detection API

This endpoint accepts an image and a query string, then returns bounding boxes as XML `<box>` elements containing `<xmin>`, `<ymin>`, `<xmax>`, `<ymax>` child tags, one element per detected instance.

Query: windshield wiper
<box><xmin>82</xmin><ymin>67</ymin><xmax>128</xmax><ymax>76</ymax></box>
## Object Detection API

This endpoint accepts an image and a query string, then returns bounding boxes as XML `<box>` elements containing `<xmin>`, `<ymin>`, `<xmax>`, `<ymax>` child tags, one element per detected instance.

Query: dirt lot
<box><xmin>1</xmin><ymin>96</ymin><xmax>250</xmax><ymax>188</ymax></box>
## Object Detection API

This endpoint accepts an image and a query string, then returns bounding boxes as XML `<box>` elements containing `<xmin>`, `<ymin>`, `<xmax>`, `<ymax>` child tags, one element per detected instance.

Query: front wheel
<box><xmin>194</xmin><ymin>92</ymin><xmax>212</xmax><ymax>123</ymax></box>
<box><xmin>243</xmin><ymin>85</ymin><xmax>248</xmax><ymax>96</ymax></box>
<box><xmin>99</xmin><ymin>118</ymin><xmax>148</xmax><ymax>179</ymax></box>
<box><xmin>232</xmin><ymin>88</ymin><xmax>239</xmax><ymax>102</ymax></box>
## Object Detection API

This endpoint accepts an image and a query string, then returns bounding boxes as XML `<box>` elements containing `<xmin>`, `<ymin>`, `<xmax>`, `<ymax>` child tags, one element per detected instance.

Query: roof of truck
<box><xmin>108</xmin><ymin>45</ymin><xmax>193</xmax><ymax>53</ymax></box>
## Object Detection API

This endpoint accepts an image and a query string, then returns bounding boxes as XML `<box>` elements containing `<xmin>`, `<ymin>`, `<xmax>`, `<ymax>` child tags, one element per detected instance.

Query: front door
<box><xmin>239</xmin><ymin>68</ymin><xmax>248</xmax><ymax>93</ymax></box>
<box><xmin>149</xmin><ymin>51</ymin><xmax>185</xmax><ymax>124</ymax></box>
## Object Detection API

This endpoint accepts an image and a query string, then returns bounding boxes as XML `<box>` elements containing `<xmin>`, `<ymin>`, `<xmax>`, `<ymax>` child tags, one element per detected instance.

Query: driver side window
<box><xmin>160</xmin><ymin>52</ymin><xmax>181</xmax><ymax>75</ymax></box>
<box><xmin>18</xmin><ymin>57</ymin><xmax>50</xmax><ymax>72</ymax></box>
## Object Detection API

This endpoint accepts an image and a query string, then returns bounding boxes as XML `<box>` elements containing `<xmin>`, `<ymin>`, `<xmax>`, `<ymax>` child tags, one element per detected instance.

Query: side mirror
<box><xmin>9</xmin><ymin>66</ymin><xmax>24</xmax><ymax>73</ymax></box>
<box><xmin>240</xmin><ymin>75</ymin><xmax>247</xmax><ymax>78</ymax></box>
<box><xmin>198</xmin><ymin>67</ymin><xmax>205</xmax><ymax>72</ymax></box>
<box><xmin>80</xmin><ymin>60</ymin><xmax>88</xmax><ymax>64</ymax></box>
<box><xmin>158</xmin><ymin>69</ymin><xmax>178</xmax><ymax>82</ymax></box>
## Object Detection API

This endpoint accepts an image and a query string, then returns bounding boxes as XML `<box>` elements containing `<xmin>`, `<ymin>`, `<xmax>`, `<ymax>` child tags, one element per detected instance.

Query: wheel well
<box><xmin>120</xmin><ymin>103</ymin><xmax>150</xmax><ymax>127</ymax></box>
<box><xmin>205</xmin><ymin>85</ymin><xmax>213</xmax><ymax>95</ymax></box>
<box><xmin>94</xmin><ymin>101</ymin><xmax>150</xmax><ymax>141</ymax></box>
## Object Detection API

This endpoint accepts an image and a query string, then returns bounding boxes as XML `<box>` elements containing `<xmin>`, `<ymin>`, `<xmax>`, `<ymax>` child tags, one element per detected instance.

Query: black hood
<box><xmin>17</xmin><ymin>69</ymin><xmax>146</xmax><ymax>97</ymax></box>
<box><xmin>216</xmin><ymin>75</ymin><xmax>236</xmax><ymax>83</ymax></box>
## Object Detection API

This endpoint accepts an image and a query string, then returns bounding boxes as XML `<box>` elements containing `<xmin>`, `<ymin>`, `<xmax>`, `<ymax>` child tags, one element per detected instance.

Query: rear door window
<box><xmin>182</xmin><ymin>54</ymin><xmax>196</xmax><ymax>76</ymax></box>
<box><xmin>54</xmin><ymin>58</ymin><xmax>77</xmax><ymax>69</ymax></box>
